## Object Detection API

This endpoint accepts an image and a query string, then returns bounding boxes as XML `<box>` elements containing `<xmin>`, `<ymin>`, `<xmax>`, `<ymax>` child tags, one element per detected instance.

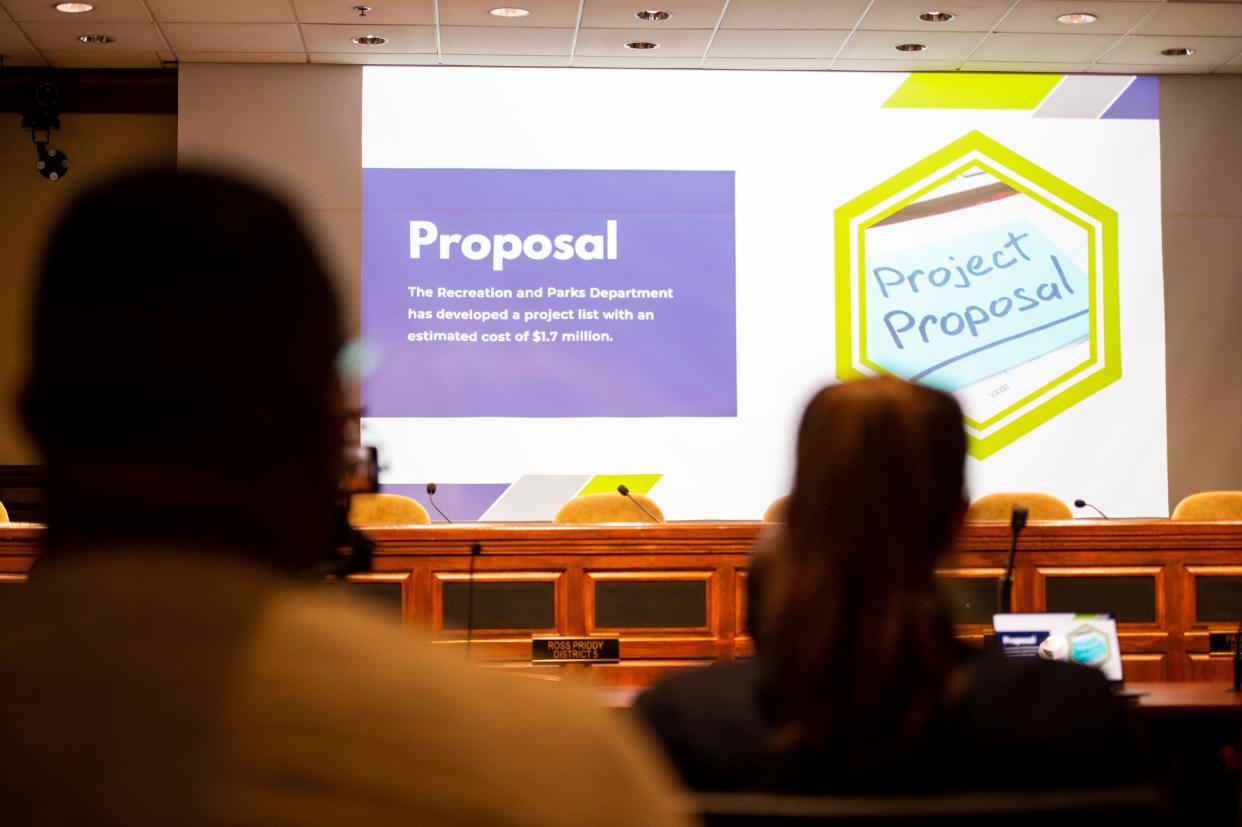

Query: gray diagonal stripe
<box><xmin>480</xmin><ymin>474</ymin><xmax>592</xmax><ymax>522</ymax></box>
<box><xmin>1034</xmin><ymin>76</ymin><xmax>1133</xmax><ymax>120</ymax></box>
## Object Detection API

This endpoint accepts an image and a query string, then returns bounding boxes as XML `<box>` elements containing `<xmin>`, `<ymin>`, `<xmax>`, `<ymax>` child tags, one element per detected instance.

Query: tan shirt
<box><xmin>0</xmin><ymin>549</ymin><xmax>690</xmax><ymax>826</ymax></box>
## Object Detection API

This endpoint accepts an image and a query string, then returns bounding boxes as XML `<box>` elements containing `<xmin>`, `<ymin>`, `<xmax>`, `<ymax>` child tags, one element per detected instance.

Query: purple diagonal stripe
<box><xmin>379</xmin><ymin>483</ymin><xmax>510</xmax><ymax>522</ymax></box>
<box><xmin>1101</xmin><ymin>76</ymin><xmax>1158</xmax><ymax>120</ymax></box>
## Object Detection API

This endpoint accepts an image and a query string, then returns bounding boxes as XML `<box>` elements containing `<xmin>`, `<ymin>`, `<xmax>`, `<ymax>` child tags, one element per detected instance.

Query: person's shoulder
<box><xmin>945</xmin><ymin>653</ymin><xmax>1149</xmax><ymax>787</ymax></box>
<box><xmin>638</xmin><ymin>659</ymin><xmax>762</xmax><ymax>717</ymax></box>
<box><xmin>966</xmin><ymin>651</ymin><xmax>1118</xmax><ymax>708</ymax></box>
<box><xmin>636</xmin><ymin>660</ymin><xmax>773</xmax><ymax>792</ymax></box>
<box><xmin>234</xmin><ymin>585</ymin><xmax>691</xmax><ymax>826</ymax></box>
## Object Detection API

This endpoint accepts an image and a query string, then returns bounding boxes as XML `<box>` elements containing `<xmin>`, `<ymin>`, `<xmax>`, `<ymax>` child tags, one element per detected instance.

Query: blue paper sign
<box><xmin>865</xmin><ymin>219</ymin><xmax>1089</xmax><ymax>391</ymax></box>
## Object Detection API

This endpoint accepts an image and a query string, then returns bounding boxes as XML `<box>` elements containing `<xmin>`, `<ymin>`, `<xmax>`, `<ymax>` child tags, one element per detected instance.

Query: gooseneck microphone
<box><xmin>617</xmin><ymin>484</ymin><xmax>660</xmax><ymax>523</ymax></box>
<box><xmin>998</xmin><ymin>506</ymin><xmax>1029</xmax><ymax>614</ymax></box>
<box><xmin>466</xmin><ymin>541</ymin><xmax>481</xmax><ymax>660</ymax></box>
<box><xmin>1073</xmin><ymin>499</ymin><xmax>1110</xmax><ymax>519</ymax></box>
<box><xmin>426</xmin><ymin>482</ymin><xmax>453</xmax><ymax>523</ymax></box>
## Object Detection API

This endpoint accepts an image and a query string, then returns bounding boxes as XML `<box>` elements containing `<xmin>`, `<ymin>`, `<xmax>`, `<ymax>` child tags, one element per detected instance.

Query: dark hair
<box><xmin>23</xmin><ymin>169</ymin><xmax>344</xmax><ymax>570</ymax></box>
<box><xmin>762</xmin><ymin>377</ymin><xmax>967</xmax><ymax>766</ymax></box>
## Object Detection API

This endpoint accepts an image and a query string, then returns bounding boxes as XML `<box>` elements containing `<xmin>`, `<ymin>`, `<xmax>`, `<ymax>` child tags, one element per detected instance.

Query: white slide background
<box><xmin>361</xmin><ymin>67</ymin><xmax>1167</xmax><ymax>519</ymax></box>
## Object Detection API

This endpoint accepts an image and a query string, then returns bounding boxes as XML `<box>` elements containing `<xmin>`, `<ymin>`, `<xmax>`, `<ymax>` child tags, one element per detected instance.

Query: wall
<box><xmin>176</xmin><ymin>64</ymin><xmax>361</xmax><ymax>338</ymax></box>
<box><xmin>1159</xmin><ymin>75</ymin><xmax>1242</xmax><ymax>507</ymax></box>
<box><xmin>0</xmin><ymin>113</ymin><xmax>177</xmax><ymax>464</ymax></box>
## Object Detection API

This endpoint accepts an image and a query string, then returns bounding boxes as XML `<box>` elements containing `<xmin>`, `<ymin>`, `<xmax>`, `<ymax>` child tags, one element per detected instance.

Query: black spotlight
<box><xmin>20</xmin><ymin>81</ymin><xmax>70</xmax><ymax>182</ymax></box>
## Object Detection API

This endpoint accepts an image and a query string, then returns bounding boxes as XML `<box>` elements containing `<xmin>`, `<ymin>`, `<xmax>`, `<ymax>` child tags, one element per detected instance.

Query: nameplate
<box><xmin>532</xmin><ymin>636</ymin><xmax>620</xmax><ymax>663</ymax></box>
<box><xmin>1209</xmin><ymin>632</ymin><xmax>1241</xmax><ymax>654</ymax></box>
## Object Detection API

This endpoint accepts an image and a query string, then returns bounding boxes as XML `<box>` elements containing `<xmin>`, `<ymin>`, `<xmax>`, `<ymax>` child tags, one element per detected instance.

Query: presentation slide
<box><xmin>361</xmin><ymin>67</ymin><xmax>1166</xmax><ymax>520</ymax></box>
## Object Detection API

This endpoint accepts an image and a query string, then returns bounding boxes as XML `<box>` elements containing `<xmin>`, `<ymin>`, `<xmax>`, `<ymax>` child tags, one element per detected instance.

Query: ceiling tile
<box><xmin>1</xmin><ymin>0</ymin><xmax>150</xmax><ymax>23</ymax></box>
<box><xmin>971</xmin><ymin>32</ymin><xmax>1120</xmax><ymax>62</ymax></box>
<box><xmin>830</xmin><ymin>57</ymin><xmax>963</xmax><ymax>70</ymax></box>
<box><xmin>440</xmin><ymin>25</ymin><xmax>573</xmax><ymax>54</ymax></box>
<box><xmin>441</xmin><ymin>53</ymin><xmax>573</xmax><ymax>65</ymax></box>
<box><xmin>0</xmin><ymin>50</ymin><xmax>48</xmax><ymax>65</ymax></box>
<box><xmin>300</xmin><ymin>23</ymin><xmax>435</xmax><ymax>52</ymax></box>
<box><xmin>858</xmin><ymin>0</ymin><xmax>1014</xmax><ymax>33</ymax></box>
<box><xmin>708</xmin><ymin>28</ymin><xmax>848</xmax><ymax>58</ymax></box>
<box><xmin>570</xmin><ymin>55</ymin><xmax>704</xmax><ymax>67</ymax></box>
<box><xmin>702</xmin><ymin>56</ymin><xmax>834</xmax><ymax>68</ymax></box>
<box><xmin>146</xmin><ymin>0</ymin><xmax>294</xmax><ymax>23</ymax></box>
<box><xmin>1086</xmin><ymin>61</ymin><xmax>1211</xmax><ymax>73</ymax></box>
<box><xmin>1099</xmin><ymin>33</ymin><xmax>1242</xmax><ymax>65</ymax></box>
<box><xmin>574</xmin><ymin>26</ymin><xmax>711</xmax><ymax>56</ymax></box>
<box><xmin>961</xmin><ymin>60</ymin><xmax>1091</xmax><ymax>71</ymax></box>
<box><xmin>43</xmin><ymin>48</ymin><xmax>162</xmax><ymax>66</ymax></box>
<box><xmin>21</xmin><ymin>20</ymin><xmax>167</xmax><ymax>49</ymax></box>
<box><xmin>580</xmin><ymin>0</ymin><xmax>726</xmax><ymax>29</ymax></box>
<box><xmin>293</xmin><ymin>0</ymin><xmax>435</xmax><ymax>25</ymax></box>
<box><xmin>178</xmin><ymin>51</ymin><xmax>309</xmax><ymax>63</ymax></box>
<box><xmin>721</xmin><ymin>0</ymin><xmax>871</xmax><ymax>29</ymax></box>
<box><xmin>438</xmin><ymin>0</ymin><xmax>581</xmax><ymax>28</ymax></box>
<box><xmin>161</xmin><ymin>22</ymin><xmax>303</xmax><ymax>52</ymax></box>
<box><xmin>0</xmin><ymin>19</ymin><xmax>32</xmax><ymax>49</ymax></box>
<box><xmin>836</xmin><ymin>29</ymin><xmax>987</xmax><ymax>60</ymax></box>
<box><xmin>309</xmin><ymin>52</ymin><xmax>437</xmax><ymax>63</ymax></box>
<box><xmin>1134</xmin><ymin>2</ymin><xmax>1242</xmax><ymax>36</ymax></box>
<box><xmin>999</xmin><ymin>0</ymin><xmax>1160</xmax><ymax>35</ymax></box>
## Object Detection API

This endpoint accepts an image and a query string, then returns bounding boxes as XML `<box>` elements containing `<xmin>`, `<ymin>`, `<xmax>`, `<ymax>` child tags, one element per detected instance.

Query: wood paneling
<box><xmin>7</xmin><ymin>520</ymin><xmax>1242</xmax><ymax>684</ymax></box>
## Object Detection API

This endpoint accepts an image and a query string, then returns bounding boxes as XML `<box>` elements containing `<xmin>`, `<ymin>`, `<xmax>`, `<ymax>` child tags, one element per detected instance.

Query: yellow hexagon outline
<box><xmin>855</xmin><ymin>158</ymin><xmax>1098</xmax><ymax>429</ymax></box>
<box><xmin>834</xmin><ymin>130</ymin><xmax>1120</xmax><ymax>460</ymax></box>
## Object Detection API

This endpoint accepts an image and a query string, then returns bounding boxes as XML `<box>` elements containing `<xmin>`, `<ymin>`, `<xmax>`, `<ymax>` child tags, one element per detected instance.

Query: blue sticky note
<box><xmin>864</xmin><ymin>219</ymin><xmax>1089</xmax><ymax>391</ymax></box>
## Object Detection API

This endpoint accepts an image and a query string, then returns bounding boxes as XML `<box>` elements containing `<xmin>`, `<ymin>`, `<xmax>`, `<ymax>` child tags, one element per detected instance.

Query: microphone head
<box><xmin>1073</xmin><ymin>499</ymin><xmax>1086</xmax><ymax>508</ymax></box>
<box><xmin>617</xmin><ymin>484</ymin><xmax>630</xmax><ymax>496</ymax></box>
<box><xmin>1011</xmin><ymin>506</ymin><xmax>1029</xmax><ymax>531</ymax></box>
<box><xmin>426</xmin><ymin>482</ymin><xmax>437</xmax><ymax>495</ymax></box>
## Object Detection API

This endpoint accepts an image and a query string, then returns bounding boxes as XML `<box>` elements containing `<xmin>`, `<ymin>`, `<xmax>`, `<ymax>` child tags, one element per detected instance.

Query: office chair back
<box><xmin>347</xmin><ymin>493</ymin><xmax>430</xmax><ymax>526</ymax></box>
<box><xmin>965</xmin><ymin>492</ymin><xmax>1072</xmax><ymax>521</ymax></box>
<box><xmin>1171</xmin><ymin>491</ymin><xmax>1242</xmax><ymax>520</ymax></box>
<box><xmin>764</xmin><ymin>495</ymin><xmax>790</xmax><ymax>522</ymax></box>
<box><xmin>554</xmin><ymin>492</ymin><xmax>664</xmax><ymax>524</ymax></box>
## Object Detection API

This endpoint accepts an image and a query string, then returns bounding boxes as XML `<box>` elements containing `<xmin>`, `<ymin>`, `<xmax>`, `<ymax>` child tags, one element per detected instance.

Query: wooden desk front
<box><xmin>4</xmin><ymin>520</ymin><xmax>1242</xmax><ymax>684</ymax></box>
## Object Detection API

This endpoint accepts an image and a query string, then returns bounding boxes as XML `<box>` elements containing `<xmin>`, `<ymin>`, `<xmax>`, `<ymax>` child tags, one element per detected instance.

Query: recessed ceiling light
<box><xmin>918</xmin><ymin>11</ymin><xmax>955</xmax><ymax>22</ymax></box>
<box><xmin>1161</xmin><ymin>47</ymin><xmax>1195</xmax><ymax>56</ymax></box>
<box><xmin>55</xmin><ymin>2</ymin><xmax>94</xmax><ymax>12</ymax></box>
<box><xmin>352</xmin><ymin>35</ymin><xmax>388</xmax><ymax>45</ymax></box>
<box><xmin>894</xmin><ymin>43</ymin><xmax>927</xmax><ymax>52</ymax></box>
<box><xmin>1056</xmin><ymin>12</ymin><xmax>1098</xmax><ymax>24</ymax></box>
<box><xmin>489</xmin><ymin>6</ymin><xmax>530</xmax><ymax>17</ymax></box>
<box><xmin>77</xmin><ymin>33</ymin><xmax>115</xmax><ymax>44</ymax></box>
<box><xmin>635</xmin><ymin>9</ymin><xmax>671</xmax><ymax>21</ymax></box>
<box><xmin>624</xmin><ymin>41</ymin><xmax>659</xmax><ymax>49</ymax></box>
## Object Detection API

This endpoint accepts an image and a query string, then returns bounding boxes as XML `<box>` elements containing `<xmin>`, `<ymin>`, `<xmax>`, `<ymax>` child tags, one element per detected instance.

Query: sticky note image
<box><xmin>864</xmin><ymin>218</ymin><xmax>1089</xmax><ymax>392</ymax></box>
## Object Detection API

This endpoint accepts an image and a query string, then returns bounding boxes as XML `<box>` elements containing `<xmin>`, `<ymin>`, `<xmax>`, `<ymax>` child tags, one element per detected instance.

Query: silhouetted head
<box><xmin>23</xmin><ymin>169</ymin><xmax>344</xmax><ymax>572</ymax></box>
<box><xmin>762</xmin><ymin>377</ymin><xmax>967</xmax><ymax>761</ymax></box>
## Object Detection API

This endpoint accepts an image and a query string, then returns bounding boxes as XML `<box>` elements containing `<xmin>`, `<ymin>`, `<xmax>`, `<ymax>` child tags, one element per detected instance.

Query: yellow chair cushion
<box><xmin>1172</xmin><ymin>491</ymin><xmax>1242</xmax><ymax>520</ymax></box>
<box><xmin>965</xmin><ymin>492</ymin><xmax>1072</xmax><ymax>521</ymax></box>
<box><xmin>554</xmin><ymin>492</ymin><xmax>664</xmax><ymax>524</ymax></box>
<box><xmin>763</xmin><ymin>495</ymin><xmax>790</xmax><ymax>523</ymax></box>
<box><xmin>348</xmin><ymin>493</ymin><xmax>430</xmax><ymax>527</ymax></box>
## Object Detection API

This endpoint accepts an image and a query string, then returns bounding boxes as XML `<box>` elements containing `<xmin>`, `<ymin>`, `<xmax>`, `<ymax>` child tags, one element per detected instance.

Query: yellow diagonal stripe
<box><xmin>578</xmin><ymin>474</ymin><xmax>662</xmax><ymax>496</ymax></box>
<box><xmin>883</xmin><ymin>73</ymin><xmax>1062</xmax><ymax>110</ymax></box>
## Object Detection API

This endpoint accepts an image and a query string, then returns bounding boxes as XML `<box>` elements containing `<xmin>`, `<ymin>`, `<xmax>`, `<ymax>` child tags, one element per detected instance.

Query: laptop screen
<box><xmin>992</xmin><ymin>613</ymin><xmax>1124</xmax><ymax>683</ymax></box>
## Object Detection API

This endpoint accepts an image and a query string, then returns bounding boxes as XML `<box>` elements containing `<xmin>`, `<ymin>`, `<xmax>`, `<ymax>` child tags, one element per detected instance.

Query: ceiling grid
<box><xmin>0</xmin><ymin>0</ymin><xmax>1238</xmax><ymax>73</ymax></box>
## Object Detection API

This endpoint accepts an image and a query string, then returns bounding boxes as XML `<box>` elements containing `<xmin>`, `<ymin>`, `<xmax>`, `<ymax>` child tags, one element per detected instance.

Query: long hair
<box><xmin>762</xmin><ymin>377</ymin><xmax>967</xmax><ymax>767</ymax></box>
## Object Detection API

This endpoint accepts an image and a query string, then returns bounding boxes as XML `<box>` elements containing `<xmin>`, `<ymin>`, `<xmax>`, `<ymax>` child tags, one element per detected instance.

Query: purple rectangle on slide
<box><xmin>362</xmin><ymin>168</ymin><xmax>736</xmax><ymax>417</ymax></box>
